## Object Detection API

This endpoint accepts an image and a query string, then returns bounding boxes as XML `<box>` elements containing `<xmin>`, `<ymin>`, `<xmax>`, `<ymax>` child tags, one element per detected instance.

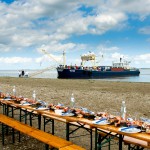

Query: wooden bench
<box><xmin>97</xmin><ymin>129</ymin><xmax>150</xmax><ymax>149</ymax></box>
<box><xmin>123</xmin><ymin>136</ymin><xmax>150</xmax><ymax>149</ymax></box>
<box><xmin>0</xmin><ymin>114</ymin><xmax>85</xmax><ymax>150</ymax></box>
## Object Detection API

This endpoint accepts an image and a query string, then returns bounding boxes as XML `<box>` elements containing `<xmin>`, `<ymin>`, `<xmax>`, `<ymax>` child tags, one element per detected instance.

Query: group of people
<box><xmin>18</xmin><ymin>70</ymin><xmax>29</xmax><ymax>78</ymax></box>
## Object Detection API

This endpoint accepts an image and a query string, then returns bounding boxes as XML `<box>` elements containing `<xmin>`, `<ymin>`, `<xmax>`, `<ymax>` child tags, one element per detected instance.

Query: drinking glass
<box><xmin>140</xmin><ymin>117</ymin><xmax>147</xmax><ymax>131</ymax></box>
<box><xmin>146</xmin><ymin>124</ymin><xmax>150</xmax><ymax>133</ymax></box>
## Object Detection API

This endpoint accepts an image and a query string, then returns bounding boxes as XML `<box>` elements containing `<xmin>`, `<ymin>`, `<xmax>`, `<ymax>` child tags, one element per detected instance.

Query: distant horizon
<box><xmin>0</xmin><ymin>67</ymin><xmax>150</xmax><ymax>71</ymax></box>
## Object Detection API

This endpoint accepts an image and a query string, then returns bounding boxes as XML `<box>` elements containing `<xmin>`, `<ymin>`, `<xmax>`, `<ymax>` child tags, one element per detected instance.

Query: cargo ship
<box><xmin>57</xmin><ymin>52</ymin><xmax>140</xmax><ymax>79</ymax></box>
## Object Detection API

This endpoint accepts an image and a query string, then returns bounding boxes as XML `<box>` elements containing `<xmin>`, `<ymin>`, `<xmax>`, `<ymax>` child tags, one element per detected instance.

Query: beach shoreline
<box><xmin>0</xmin><ymin>77</ymin><xmax>150</xmax><ymax>149</ymax></box>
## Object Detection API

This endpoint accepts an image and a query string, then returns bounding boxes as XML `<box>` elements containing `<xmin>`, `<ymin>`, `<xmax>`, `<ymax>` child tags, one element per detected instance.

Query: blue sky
<box><xmin>0</xmin><ymin>0</ymin><xmax>150</xmax><ymax>70</ymax></box>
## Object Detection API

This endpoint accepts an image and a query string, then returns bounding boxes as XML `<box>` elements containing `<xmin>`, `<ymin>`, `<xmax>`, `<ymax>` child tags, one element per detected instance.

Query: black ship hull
<box><xmin>57</xmin><ymin>68</ymin><xmax>140</xmax><ymax>79</ymax></box>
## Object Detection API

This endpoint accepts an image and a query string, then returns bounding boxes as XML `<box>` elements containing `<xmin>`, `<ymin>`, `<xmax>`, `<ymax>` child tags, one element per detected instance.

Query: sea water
<box><xmin>0</xmin><ymin>68</ymin><xmax>150</xmax><ymax>83</ymax></box>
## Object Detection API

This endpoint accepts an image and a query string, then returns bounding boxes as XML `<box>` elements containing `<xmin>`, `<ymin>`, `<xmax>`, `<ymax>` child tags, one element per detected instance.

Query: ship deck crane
<box><xmin>29</xmin><ymin>49</ymin><xmax>65</xmax><ymax>78</ymax></box>
<box><xmin>29</xmin><ymin>66</ymin><xmax>55</xmax><ymax>78</ymax></box>
<box><xmin>41</xmin><ymin>49</ymin><xmax>65</xmax><ymax>65</ymax></box>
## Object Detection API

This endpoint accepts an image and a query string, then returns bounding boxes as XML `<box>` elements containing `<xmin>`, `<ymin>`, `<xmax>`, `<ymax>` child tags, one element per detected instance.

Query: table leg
<box><xmin>66</xmin><ymin>122</ymin><xmax>69</xmax><ymax>141</ymax></box>
<box><xmin>29</xmin><ymin>113</ymin><xmax>32</xmax><ymax>126</ymax></box>
<box><xmin>43</xmin><ymin>117</ymin><xmax>55</xmax><ymax>134</ymax></box>
<box><xmin>2</xmin><ymin>104</ymin><xmax>5</xmax><ymax>114</ymax></box>
<box><xmin>12</xmin><ymin>128</ymin><xmax>15</xmax><ymax>143</ymax></box>
<box><xmin>25</xmin><ymin>110</ymin><xmax>27</xmax><ymax>124</ymax></box>
<box><xmin>90</xmin><ymin>128</ymin><xmax>93</xmax><ymax>150</ymax></box>
<box><xmin>119</xmin><ymin>134</ymin><xmax>123</xmax><ymax>150</ymax></box>
<box><xmin>6</xmin><ymin>105</ymin><xmax>9</xmax><ymax>116</ymax></box>
<box><xmin>11</xmin><ymin>106</ymin><xmax>14</xmax><ymax>118</ymax></box>
<box><xmin>38</xmin><ymin>114</ymin><xmax>41</xmax><ymax>129</ymax></box>
<box><xmin>52</xmin><ymin>119</ymin><xmax>54</xmax><ymax>135</ymax></box>
<box><xmin>43</xmin><ymin>117</ymin><xmax>46</xmax><ymax>131</ymax></box>
<box><xmin>19</xmin><ymin>108</ymin><xmax>22</xmax><ymax>122</ymax></box>
<box><xmin>95</xmin><ymin>128</ymin><xmax>98</xmax><ymax>150</ymax></box>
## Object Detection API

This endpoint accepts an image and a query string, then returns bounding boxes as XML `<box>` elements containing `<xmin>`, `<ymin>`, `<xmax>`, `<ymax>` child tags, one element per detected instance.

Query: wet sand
<box><xmin>0</xmin><ymin>77</ymin><xmax>150</xmax><ymax>149</ymax></box>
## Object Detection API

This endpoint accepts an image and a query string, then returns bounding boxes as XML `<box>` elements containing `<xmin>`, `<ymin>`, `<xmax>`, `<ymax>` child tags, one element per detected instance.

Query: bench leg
<box><xmin>128</xmin><ymin>144</ymin><xmax>144</xmax><ymax>150</ymax></box>
<box><xmin>2</xmin><ymin>123</ymin><xmax>5</xmax><ymax>145</ymax></box>
<box><xmin>18</xmin><ymin>131</ymin><xmax>21</xmax><ymax>142</ymax></box>
<box><xmin>12</xmin><ymin>128</ymin><xmax>15</xmax><ymax>143</ymax></box>
<box><xmin>45</xmin><ymin>144</ymin><xmax>49</xmax><ymax>150</ymax></box>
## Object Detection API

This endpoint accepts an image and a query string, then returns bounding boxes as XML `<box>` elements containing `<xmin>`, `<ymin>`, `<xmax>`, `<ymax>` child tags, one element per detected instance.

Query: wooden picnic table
<box><xmin>0</xmin><ymin>99</ymin><xmax>150</xmax><ymax>150</ymax></box>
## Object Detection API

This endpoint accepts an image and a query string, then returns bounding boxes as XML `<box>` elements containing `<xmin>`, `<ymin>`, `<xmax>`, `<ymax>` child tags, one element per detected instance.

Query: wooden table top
<box><xmin>1</xmin><ymin>99</ymin><xmax>150</xmax><ymax>143</ymax></box>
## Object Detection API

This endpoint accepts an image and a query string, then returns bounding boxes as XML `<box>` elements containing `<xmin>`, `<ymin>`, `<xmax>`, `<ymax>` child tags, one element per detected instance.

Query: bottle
<box><xmin>121</xmin><ymin>100</ymin><xmax>126</xmax><ymax>120</ymax></box>
<box><xmin>32</xmin><ymin>90</ymin><xmax>36</xmax><ymax>101</ymax></box>
<box><xmin>70</xmin><ymin>93</ymin><xmax>75</xmax><ymax>108</ymax></box>
<box><xmin>13</xmin><ymin>86</ymin><xmax>16</xmax><ymax>96</ymax></box>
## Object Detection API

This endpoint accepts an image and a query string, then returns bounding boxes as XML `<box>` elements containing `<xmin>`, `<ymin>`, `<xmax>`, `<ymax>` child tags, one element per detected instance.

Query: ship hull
<box><xmin>57</xmin><ymin>69</ymin><xmax>140</xmax><ymax>79</ymax></box>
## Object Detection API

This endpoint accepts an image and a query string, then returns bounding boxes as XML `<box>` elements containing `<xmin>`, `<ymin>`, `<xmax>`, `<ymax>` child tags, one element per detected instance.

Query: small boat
<box><xmin>57</xmin><ymin>52</ymin><xmax>140</xmax><ymax>79</ymax></box>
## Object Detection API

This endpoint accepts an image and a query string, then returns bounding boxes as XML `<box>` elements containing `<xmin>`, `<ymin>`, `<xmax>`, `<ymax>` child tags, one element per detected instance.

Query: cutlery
<box><xmin>121</xmin><ymin>126</ymin><xmax>134</xmax><ymax>131</ymax></box>
<box><xmin>95</xmin><ymin>118</ymin><xmax>107</xmax><ymax>124</ymax></box>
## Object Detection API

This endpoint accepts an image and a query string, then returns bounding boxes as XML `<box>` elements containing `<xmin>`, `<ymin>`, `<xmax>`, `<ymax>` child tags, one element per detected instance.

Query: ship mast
<box><xmin>63</xmin><ymin>50</ymin><xmax>66</xmax><ymax>66</ymax></box>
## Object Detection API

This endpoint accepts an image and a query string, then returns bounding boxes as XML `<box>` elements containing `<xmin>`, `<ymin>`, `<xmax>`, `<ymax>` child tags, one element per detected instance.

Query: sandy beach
<box><xmin>0</xmin><ymin>77</ymin><xmax>150</xmax><ymax>149</ymax></box>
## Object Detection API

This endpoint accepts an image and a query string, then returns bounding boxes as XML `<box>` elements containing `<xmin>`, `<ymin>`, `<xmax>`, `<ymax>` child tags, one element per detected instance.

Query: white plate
<box><xmin>119</xmin><ymin>127</ymin><xmax>141</xmax><ymax>133</ymax></box>
<box><xmin>34</xmin><ymin>107</ymin><xmax>48</xmax><ymax>110</ymax></box>
<box><xmin>3</xmin><ymin>98</ymin><xmax>14</xmax><ymax>101</ymax></box>
<box><xmin>19</xmin><ymin>103</ymin><xmax>31</xmax><ymax>106</ymax></box>
<box><xmin>61</xmin><ymin>113</ymin><xmax>75</xmax><ymax>116</ymax></box>
<box><xmin>92</xmin><ymin>119</ymin><xmax>110</xmax><ymax>125</ymax></box>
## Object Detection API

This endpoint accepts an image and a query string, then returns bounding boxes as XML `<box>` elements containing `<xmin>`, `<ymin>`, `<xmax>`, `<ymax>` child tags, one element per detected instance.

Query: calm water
<box><xmin>0</xmin><ymin>68</ymin><xmax>150</xmax><ymax>83</ymax></box>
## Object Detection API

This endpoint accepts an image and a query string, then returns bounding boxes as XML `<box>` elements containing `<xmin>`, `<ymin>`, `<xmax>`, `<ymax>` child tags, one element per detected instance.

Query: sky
<box><xmin>0</xmin><ymin>0</ymin><xmax>150</xmax><ymax>70</ymax></box>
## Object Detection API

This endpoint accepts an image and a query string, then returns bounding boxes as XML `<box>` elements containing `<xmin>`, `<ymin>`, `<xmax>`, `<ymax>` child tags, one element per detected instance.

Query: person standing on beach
<box><xmin>21</xmin><ymin>70</ymin><xmax>25</xmax><ymax>77</ymax></box>
<box><xmin>18</xmin><ymin>70</ymin><xmax>21</xmax><ymax>77</ymax></box>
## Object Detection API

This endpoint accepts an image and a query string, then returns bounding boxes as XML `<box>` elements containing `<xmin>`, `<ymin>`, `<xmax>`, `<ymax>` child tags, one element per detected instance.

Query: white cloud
<box><xmin>96</xmin><ymin>45</ymin><xmax>120</xmax><ymax>52</ymax></box>
<box><xmin>92</xmin><ymin>12</ymin><xmax>127</xmax><ymax>34</ymax></box>
<box><xmin>134</xmin><ymin>53</ymin><xmax>150</xmax><ymax>63</ymax></box>
<box><xmin>0</xmin><ymin>0</ymin><xmax>128</xmax><ymax>52</ymax></box>
<box><xmin>0</xmin><ymin>0</ymin><xmax>150</xmax><ymax>69</ymax></box>
<box><xmin>111</xmin><ymin>52</ymin><xmax>129</xmax><ymax>61</ymax></box>
<box><xmin>0</xmin><ymin>57</ymin><xmax>32</xmax><ymax>64</ymax></box>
